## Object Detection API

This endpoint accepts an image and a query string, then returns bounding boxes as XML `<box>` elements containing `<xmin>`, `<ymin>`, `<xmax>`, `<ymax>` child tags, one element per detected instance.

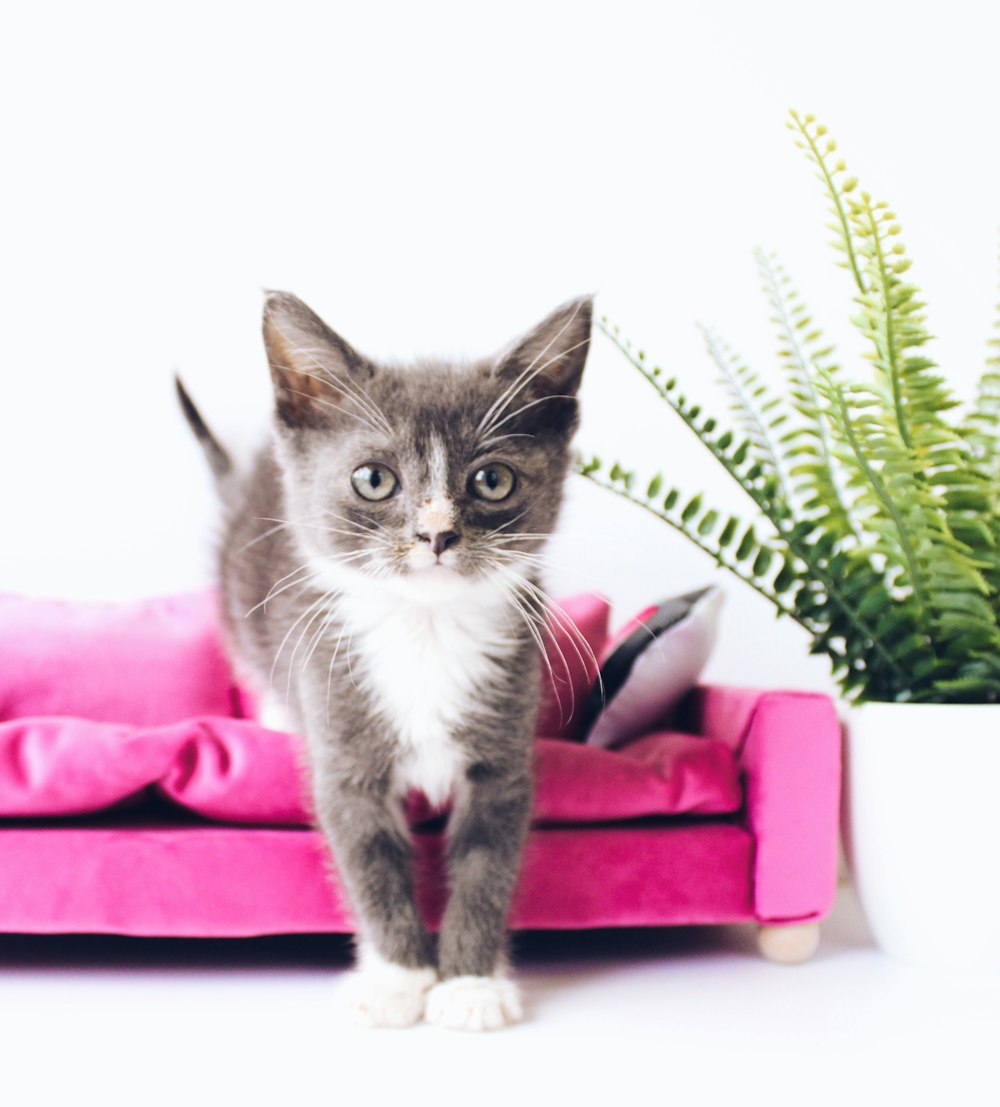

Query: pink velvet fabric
<box><xmin>0</xmin><ymin>823</ymin><xmax>756</xmax><ymax>937</ymax></box>
<box><xmin>688</xmin><ymin>685</ymin><xmax>842</xmax><ymax>923</ymax></box>
<box><xmin>0</xmin><ymin>717</ymin><xmax>742</xmax><ymax>824</ymax></box>
<box><xmin>0</xmin><ymin>592</ymin><xmax>842</xmax><ymax>937</ymax></box>
<box><xmin>0</xmin><ymin>592</ymin><xmax>239</xmax><ymax>726</ymax></box>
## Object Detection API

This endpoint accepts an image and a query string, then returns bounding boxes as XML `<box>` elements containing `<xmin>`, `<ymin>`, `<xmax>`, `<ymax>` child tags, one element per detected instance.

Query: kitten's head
<box><xmin>262</xmin><ymin>291</ymin><xmax>591</xmax><ymax>602</ymax></box>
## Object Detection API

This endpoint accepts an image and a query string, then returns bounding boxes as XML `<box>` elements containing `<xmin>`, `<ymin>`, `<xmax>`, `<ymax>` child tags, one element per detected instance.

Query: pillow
<box><xmin>0</xmin><ymin>592</ymin><xmax>239</xmax><ymax>727</ymax></box>
<box><xmin>580</xmin><ymin>586</ymin><xmax>723</xmax><ymax>749</ymax></box>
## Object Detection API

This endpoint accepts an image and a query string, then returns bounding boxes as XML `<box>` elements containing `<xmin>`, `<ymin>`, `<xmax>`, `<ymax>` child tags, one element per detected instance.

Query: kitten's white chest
<box><xmin>342</xmin><ymin>580</ymin><xmax>512</xmax><ymax>807</ymax></box>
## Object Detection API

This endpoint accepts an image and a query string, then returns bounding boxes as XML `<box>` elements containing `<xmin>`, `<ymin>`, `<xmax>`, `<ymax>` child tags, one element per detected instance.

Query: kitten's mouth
<box><xmin>392</xmin><ymin>552</ymin><xmax>473</xmax><ymax>603</ymax></box>
<box><xmin>407</xmin><ymin>545</ymin><xmax>461</xmax><ymax>575</ymax></box>
<box><xmin>413</xmin><ymin>559</ymin><xmax>460</xmax><ymax>576</ymax></box>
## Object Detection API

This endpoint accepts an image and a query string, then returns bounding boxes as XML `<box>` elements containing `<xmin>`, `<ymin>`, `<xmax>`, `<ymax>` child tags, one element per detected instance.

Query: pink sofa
<box><xmin>0</xmin><ymin>592</ymin><xmax>841</xmax><ymax>958</ymax></box>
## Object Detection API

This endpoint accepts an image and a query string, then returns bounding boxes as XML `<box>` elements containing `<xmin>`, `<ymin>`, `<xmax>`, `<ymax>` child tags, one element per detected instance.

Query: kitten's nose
<box><xmin>417</xmin><ymin>530</ymin><xmax>461</xmax><ymax>557</ymax></box>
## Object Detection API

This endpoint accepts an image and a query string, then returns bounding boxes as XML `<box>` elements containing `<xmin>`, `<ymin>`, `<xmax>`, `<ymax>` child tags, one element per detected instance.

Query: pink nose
<box><xmin>417</xmin><ymin>530</ymin><xmax>461</xmax><ymax>557</ymax></box>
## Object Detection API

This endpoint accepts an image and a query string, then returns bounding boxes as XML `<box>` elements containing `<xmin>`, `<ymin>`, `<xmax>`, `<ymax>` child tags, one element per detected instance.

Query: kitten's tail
<box><xmin>175</xmin><ymin>375</ymin><xmax>233</xmax><ymax>485</ymax></box>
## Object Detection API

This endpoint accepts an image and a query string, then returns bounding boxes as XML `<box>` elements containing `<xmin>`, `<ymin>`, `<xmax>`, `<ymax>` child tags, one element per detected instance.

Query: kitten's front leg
<box><xmin>426</xmin><ymin>766</ymin><xmax>533</xmax><ymax>1032</ymax></box>
<box><xmin>312</xmin><ymin>770</ymin><xmax>437</xmax><ymax>1028</ymax></box>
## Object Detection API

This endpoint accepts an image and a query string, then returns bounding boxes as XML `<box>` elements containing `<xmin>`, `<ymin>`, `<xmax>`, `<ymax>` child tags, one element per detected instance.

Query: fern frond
<box><xmin>968</xmin><ymin>370</ymin><xmax>1000</xmax><ymax>480</ymax></box>
<box><xmin>806</xmin><ymin>124</ymin><xmax>1000</xmax><ymax>682</ymax></box>
<box><xmin>596</xmin><ymin>319</ymin><xmax>783</xmax><ymax>535</ymax></box>
<box><xmin>966</xmin><ymin>255</ymin><xmax>1000</xmax><ymax>488</ymax></box>
<box><xmin>819</xmin><ymin>371</ymin><xmax>1000</xmax><ymax>690</ymax></box>
<box><xmin>787</xmin><ymin>111</ymin><xmax>866</xmax><ymax>295</ymax></box>
<box><xmin>699</xmin><ymin>327</ymin><xmax>800</xmax><ymax>520</ymax></box>
<box><xmin>958</xmin><ymin>262</ymin><xmax>1000</xmax><ymax>597</ymax></box>
<box><xmin>845</xmin><ymin>190</ymin><xmax>959</xmax><ymax>456</ymax></box>
<box><xmin>577</xmin><ymin>453</ymin><xmax>806</xmax><ymax>623</ymax></box>
<box><xmin>754</xmin><ymin>248</ymin><xmax>861</xmax><ymax>544</ymax></box>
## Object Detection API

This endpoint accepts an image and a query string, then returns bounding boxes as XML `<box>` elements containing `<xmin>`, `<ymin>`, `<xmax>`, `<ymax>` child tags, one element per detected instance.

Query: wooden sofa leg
<box><xmin>756</xmin><ymin>922</ymin><xmax>820</xmax><ymax>964</ymax></box>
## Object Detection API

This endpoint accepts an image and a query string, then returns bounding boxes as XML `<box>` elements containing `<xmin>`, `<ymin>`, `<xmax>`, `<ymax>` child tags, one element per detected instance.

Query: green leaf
<box><xmin>718</xmin><ymin>517</ymin><xmax>739</xmax><ymax>547</ymax></box>
<box><xmin>697</xmin><ymin>509</ymin><xmax>719</xmax><ymax>537</ymax></box>
<box><xmin>735</xmin><ymin>527</ymin><xmax>757</xmax><ymax>561</ymax></box>
<box><xmin>752</xmin><ymin>547</ymin><xmax>774</xmax><ymax>577</ymax></box>
<box><xmin>681</xmin><ymin>495</ymin><xmax>703</xmax><ymax>524</ymax></box>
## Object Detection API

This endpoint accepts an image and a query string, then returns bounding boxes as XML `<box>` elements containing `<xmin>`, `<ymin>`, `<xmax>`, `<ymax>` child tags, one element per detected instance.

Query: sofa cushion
<box><xmin>0</xmin><ymin>592</ymin><xmax>239</xmax><ymax>727</ymax></box>
<box><xmin>0</xmin><ymin>717</ymin><xmax>743</xmax><ymax>825</ymax></box>
<box><xmin>532</xmin><ymin>728</ymin><xmax>742</xmax><ymax>822</ymax></box>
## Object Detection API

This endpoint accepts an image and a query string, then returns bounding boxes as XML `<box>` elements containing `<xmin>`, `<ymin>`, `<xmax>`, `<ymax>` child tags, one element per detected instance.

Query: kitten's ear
<box><xmin>262</xmin><ymin>290</ymin><xmax>373</xmax><ymax>429</ymax></box>
<box><xmin>491</xmin><ymin>295</ymin><xmax>593</xmax><ymax>434</ymax></box>
<box><xmin>497</xmin><ymin>296</ymin><xmax>593</xmax><ymax>394</ymax></box>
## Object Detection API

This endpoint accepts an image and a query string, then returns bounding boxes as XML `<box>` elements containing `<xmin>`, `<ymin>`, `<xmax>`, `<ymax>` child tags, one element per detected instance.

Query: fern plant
<box><xmin>581</xmin><ymin>111</ymin><xmax>1000</xmax><ymax>703</ymax></box>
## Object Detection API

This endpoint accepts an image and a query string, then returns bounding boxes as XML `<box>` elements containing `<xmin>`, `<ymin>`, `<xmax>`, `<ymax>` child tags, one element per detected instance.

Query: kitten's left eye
<box><xmin>469</xmin><ymin>462</ymin><xmax>517</xmax><ymax>502</ymax></box>
<box><xmin>351</xmin><ymin>463</ymin><xmax>399</xmax><ymax>501</ymax></box>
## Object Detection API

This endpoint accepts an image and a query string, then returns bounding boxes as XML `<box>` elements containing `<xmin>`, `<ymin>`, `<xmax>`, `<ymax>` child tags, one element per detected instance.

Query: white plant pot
<box><xmin>844</xmin><ymin>702</ymin><xmax>1000</xmax><ymax>970</ymax></box>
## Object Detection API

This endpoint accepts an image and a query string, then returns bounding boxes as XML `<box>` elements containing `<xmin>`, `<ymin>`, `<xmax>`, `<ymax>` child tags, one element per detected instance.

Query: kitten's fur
<box><xmin>179</xmin><ymin>291</ymin><xmax>592</xmax><ymax>1030</ymax></box>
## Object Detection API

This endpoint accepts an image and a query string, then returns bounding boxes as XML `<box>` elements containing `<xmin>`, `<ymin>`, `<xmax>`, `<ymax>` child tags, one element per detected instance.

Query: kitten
<box><xmin>178</xmin><ymin>291</ymin><xmax>592</xmax><ymax>1030</ymax></box>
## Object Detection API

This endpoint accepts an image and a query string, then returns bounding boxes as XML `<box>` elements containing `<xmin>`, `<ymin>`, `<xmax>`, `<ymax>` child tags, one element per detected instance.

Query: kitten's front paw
<box><xmin>425</xmin><ymin>975</ymin><xmax>523</xmax><ymax>1032</ymax></box>
<box><xmin>341</xmin><ymin>962</ymin><xmax>437</xmax><ymax>1029</ymax></box>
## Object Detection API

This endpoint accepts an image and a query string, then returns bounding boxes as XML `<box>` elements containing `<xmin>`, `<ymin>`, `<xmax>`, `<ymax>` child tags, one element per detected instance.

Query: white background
<box><xmin>3</xmin><ymin>0</ymin><xmax>998</xmax><ymax>695</ymax></box>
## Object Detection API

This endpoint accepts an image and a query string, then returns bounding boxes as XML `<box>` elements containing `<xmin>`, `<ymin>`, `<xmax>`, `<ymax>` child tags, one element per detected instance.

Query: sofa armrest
<box><xmin>687</xmin><ymin>685</ymin><xmax>842</xmax><ymax>924</ymax></box>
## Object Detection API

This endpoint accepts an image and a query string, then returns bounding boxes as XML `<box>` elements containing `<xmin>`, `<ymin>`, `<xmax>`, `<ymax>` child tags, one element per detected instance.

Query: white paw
<box><xmin>341</xmin><ymin>961</ymin><xmax>437</xmax><ymax>1029</ymax></box>
<box><xmin>425</xmin><ymin>975</ymin><xmax>523</xmax><ymax>1032</ymax></box>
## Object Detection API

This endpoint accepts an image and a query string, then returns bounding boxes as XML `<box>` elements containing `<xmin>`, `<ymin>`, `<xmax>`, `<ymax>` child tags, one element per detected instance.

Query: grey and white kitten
<box><xmin>178</xmin><ymin>291</ymin><xmax>592</xmax><ymax>1031</ymax></box>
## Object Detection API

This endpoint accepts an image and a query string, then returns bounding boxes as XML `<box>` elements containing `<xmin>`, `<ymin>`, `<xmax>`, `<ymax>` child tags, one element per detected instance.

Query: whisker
<box><xmin>285</xmin><ymin>590</ymin><xmax>345</xmax><ymax>699</ymax></box>
<box><xmin>314</xmin><ymin>506</ymin><xmax>383</xmax><ymax>536</ymax></box>
<box><xmin>482</xmin><ymin>510</ymin><xmax>530</xmax><ymax>538</ymax></box>
<box><xmin>270</xmin><ymin>322</ymin><xmax>394</xmax><ymax>434</ymax></box>
<box><xmin>482</xmin><ymin>390</ymin><xmax>578</xmax><ymax>436</ymax></box>
<box><xmin>495</xmin><ymin>564</ymin><xmax>604</xmax><ymax>711</ymax></box>
<box><xmin>493</xmin><ymin>565</ymin><xmax>585</xmax><ymax>728</ymax></box>
<box><xmin>489</xmin><ymin>533</ymin><xmax>553</xmax><ymax>545</ymax></box>
<box><xmin>268</xmin><ymin>589</ymin><xmax>336</xmax><ymax>694</ymax></box>
<box><xmin>476</xmin><ymin>300</ymin><xmax>586</xmax><ymax>438</ymax></box>
<box><xmin>478</xmin><ymin>335</ymin><xmax>588</xmax><ymax>443</ymax></box>
<box><xmin>479</xmin><ymin>336</ymin><xmax>589</xmax><ymax>443</ymax></box>
<box><xmin>294</xmin><ymin>367</ymin><xmax>392</xmax><ymax>435</ymax></box>
<box><xmin>490</xmin><ymin>547</ymin><xmax>609</xmax><ymax>592</ymax></box>
<box><xmin>282</xmin><ymin>386</ymin><xmax>385</xmax><ymax>435</ymax></box>
<box><xmin>495</xmin><ymin>578</ymin><xmax>571</xmax><ymax>731</ymax></box>
<box><xmin>244</xmin><ymin>562</ymin><xmax>326</xmax><ymax>617</ymax></box>
<box><xmin>326</xmin><ymin>617</ymin><xmax>355</xmax><ymax>722</ymax></box>
<box><xmin>474</xmin><ymin>432</ymin><xmax>535</xmax><ymax>453</ymax></box>
<box><xmin>301</xmin><ymin>594</ymin><xmax>348</xmax><ymax>671</ymax></box>
<box><xmin>236</xmin><ymin>520</ymin><xmax>295</xmax><ymax>554</ymax></box>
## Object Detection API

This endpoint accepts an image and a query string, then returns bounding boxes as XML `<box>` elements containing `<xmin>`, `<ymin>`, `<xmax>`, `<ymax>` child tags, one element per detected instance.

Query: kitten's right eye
<box><xmin>351</xmin><ymin>463</ymin><xmax>399</xmax><ymax>501</ymax></box>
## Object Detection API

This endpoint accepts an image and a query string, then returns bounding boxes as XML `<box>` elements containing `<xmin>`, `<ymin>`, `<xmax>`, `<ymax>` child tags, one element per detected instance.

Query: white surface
<box><xmin>3</xmin><ymin>1</ymin><xmax>999</xmax><ymax>699</ymax></box>
<box><xmin>0</xmin><ymin>882</ymin><xmax>997</xmax><ymax>1105</ymax></box>
<box><xmin>845</xmin><ymin>703</ymin><xmax>1000</xmax><ymax>970</ymax></box>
